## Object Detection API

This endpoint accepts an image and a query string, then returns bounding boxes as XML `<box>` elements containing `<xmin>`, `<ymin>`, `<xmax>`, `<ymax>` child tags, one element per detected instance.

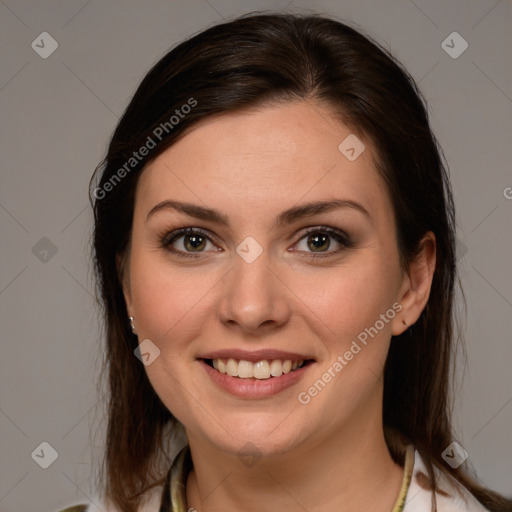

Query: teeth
<box><xmin>238</xmin><ymin>360</ymin><xmax>254</xmax><ymax>378</ymax></box>
<box><xmin>226</xmin><ymin>358</ymin><xmax>238</xmax><ymax>377</ymax></box>
<box><xmin>210</xmin><ymin>358</ymin><xmax>306</xmax><ymax>379</ymax></box>
<box><xmin>270</xmin><ymin>360</ymin><xmax>283</xmax><ymax>377</ymax></box>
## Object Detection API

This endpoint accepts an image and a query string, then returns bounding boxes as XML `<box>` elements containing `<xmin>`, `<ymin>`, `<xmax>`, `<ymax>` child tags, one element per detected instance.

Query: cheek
<box><xmin>128</xmin><ymin>250</ymin><xmax>221</xmax><ymax>353</ymax></box>
<box><xmin>127</xmin><ymin>252</ymin><xmax>212</xmax><ymax>416</ymax></box>
<box><xmin>291</xmin><ymin>257</ymin><xmax>400</xmax><ymax>347</ymax></box>
<box><xmin>130</xmin><ymin>251</ymin><xmax>204</xmax><ymax>344</ymax></box>
<box><xmin>293</xmin><ymin>267</ymin><xmax>399</xmax><ymax>422</ymax></box>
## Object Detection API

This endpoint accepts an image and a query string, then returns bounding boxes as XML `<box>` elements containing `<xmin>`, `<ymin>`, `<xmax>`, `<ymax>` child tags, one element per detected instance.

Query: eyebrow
<box><xmin>146</xmin><ymin>198</ymin><xmax>371</xmax><ymax>227</ymax></box>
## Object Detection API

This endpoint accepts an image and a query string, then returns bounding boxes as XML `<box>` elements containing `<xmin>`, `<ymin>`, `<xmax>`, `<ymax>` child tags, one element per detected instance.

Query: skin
<box><xmin>122</xmin><ymin>100</ymin><xmax>436</xmax><ymax>512</ymax></box>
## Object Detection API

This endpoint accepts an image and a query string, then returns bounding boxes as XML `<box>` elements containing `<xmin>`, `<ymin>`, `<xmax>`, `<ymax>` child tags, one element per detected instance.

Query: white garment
<box><xmin>403</xmin><ymin>450</ymin><xmax>490</xmax><ymax>512</ymax></box>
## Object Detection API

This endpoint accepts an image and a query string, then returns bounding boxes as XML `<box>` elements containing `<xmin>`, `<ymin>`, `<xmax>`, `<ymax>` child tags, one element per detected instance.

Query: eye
<box><xmin>161</xmin><ymin>226</ymin><xmax>352</xmax><ymax>259</ymax></box>
<box><xmin>162</xmin><ymin>227</ymin><xmax>220</xmax><ymax>257</ymax></box>
<box><xmin>292</xmin><ymin>227</ymin><xmax>351</xmax><ymax>256</ymax></box>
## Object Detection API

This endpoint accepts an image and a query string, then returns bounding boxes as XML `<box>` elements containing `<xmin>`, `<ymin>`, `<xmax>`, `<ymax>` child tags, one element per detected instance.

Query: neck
<box><xmin>185</xmin><ymin>389</ymin><xmax>404</xmax><ymax>512</ymax></box>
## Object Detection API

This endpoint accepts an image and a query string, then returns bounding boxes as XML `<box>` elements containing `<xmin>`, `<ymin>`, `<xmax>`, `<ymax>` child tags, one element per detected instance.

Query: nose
<box><xmin>216</xmin><ymin>250</ymin><xmax>292</xmax><ymax>335</ymax></box>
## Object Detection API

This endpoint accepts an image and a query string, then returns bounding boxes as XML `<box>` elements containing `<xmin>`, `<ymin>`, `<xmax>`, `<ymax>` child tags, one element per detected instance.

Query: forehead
<box><xmin>136</xmin><ymin>101</ymin><xmax>392</xmax><ymax>227</ymax></box>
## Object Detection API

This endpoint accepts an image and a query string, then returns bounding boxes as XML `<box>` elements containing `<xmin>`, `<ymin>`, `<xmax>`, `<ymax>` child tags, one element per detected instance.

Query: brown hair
<box><xmin>91</xmin><ymin>12</ymin><xmax>512</xmax><ymax>512</ymax></box>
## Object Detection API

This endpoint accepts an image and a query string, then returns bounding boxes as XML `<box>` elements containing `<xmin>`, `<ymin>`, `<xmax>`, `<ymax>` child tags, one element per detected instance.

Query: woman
<box><xmin>60</xmin><ymin>12</ymin><xmax>512</xmax><ymax>512</ymax></box>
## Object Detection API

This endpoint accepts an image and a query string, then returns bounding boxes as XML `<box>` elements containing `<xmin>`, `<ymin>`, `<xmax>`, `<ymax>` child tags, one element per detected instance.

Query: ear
<box><xmin>117</xmin><ymin>252</ymin><xmax>133</xmax><ymax>315</ymax></box>
<box><xmin>391</xmin><ymin>231</ymin><xmax>436</xmax><ymax>336</ymax></box>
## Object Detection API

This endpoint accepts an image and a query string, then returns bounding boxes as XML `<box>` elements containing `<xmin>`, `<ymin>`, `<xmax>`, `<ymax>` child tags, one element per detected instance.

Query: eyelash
<box><xmin>160</xmin><ymin>226</ymin><xmax>353</xmax><ymax>259</ymax></box>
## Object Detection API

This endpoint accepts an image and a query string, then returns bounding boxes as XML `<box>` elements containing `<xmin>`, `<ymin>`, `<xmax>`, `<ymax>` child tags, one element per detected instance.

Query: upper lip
<box><xmin>199</xmin><ymin>349</ymin><xmax>315</xmax><ymax>363</ymax></box>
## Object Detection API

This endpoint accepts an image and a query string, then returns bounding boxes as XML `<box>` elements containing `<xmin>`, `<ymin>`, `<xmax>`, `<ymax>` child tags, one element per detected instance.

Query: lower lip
<box><xmin>199</xmin><ymin>360</ymin><xmax>312</xmax><ymax>399</ymax></box>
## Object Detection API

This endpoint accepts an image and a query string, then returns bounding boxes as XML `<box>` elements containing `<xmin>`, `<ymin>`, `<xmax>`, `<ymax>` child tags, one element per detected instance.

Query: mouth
<box><xmin>197</xmin><ymin>349</ymin><xmax>316</xmax><ymax>398</ymax></box>
<box><xmin>202</xmin><ymin>357</ymin><xmax>314</xmax><ymax>379</ymax></box>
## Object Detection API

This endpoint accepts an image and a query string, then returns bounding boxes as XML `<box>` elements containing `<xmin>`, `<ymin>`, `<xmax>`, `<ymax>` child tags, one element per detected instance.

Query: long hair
<box><xmin>91</xmin><ymin>12</ymin><xmax>512</xmax><ymax>512</ymax></box>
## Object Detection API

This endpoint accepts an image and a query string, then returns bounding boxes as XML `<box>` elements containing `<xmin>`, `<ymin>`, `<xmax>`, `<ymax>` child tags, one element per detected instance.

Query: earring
<box><xmin>129</xmin><ymin>316</ymin><xmax>137</xmax><ymax>334</ymax></box>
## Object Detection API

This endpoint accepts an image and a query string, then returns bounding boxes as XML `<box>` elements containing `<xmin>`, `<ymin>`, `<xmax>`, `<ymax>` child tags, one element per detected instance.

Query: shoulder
<box><xmin>57</xmin><ymin>506</ymin><xmax>88</xmax><ymax>512</ymax></box>
<box><xmin>403</xmin><ymin>449</ymin><xmax>490</xmax><ymax>512</ymax></box>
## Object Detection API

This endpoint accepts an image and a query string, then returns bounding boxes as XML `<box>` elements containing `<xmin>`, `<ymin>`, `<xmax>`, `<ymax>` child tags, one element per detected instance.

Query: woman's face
<box><xmin>124</xmin><ymin>100</ymin><xmax>412</xmax><ymax>456</ymax></box>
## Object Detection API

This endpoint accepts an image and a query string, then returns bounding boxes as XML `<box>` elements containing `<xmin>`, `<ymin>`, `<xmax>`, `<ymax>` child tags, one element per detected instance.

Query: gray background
<box><xmin>0</xmin><ymin>1</ymin><xmax>511</xmax><ymax>511</ymax></box>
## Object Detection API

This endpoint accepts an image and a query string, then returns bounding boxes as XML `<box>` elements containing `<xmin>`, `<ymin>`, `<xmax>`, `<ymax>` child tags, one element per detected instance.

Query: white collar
<box><xmin>403</xmin><ymin>449</ymin><xmax>489</xmax><ymax>512</ymax></box>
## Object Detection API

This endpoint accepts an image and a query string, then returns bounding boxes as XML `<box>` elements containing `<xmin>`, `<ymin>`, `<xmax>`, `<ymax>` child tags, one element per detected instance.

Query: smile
<box><xmin>205</xmin><ymin>358</ymin><xmax>308</xmax><ymax>379</ymax></box>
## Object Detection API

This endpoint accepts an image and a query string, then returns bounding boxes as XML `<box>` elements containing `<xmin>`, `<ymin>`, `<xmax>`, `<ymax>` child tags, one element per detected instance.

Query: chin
<box><xmin>194</xmin><ymin>412</ymin><xmax>312</xmax><ymax>458</ymax></box>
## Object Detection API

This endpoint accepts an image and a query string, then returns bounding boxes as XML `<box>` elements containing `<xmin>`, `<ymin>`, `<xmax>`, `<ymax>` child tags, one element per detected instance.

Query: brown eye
<box><xmin>307</xmin><ymin>233</ymin><xmax>331</xmax><ymax>252</ymax></box>
<box><xmin>293</xmin><ymin>227</ymin><xmax>352</xmax><ymax>256</ymax></box>
<box><xmin>183</xmin><ymin>234</ymin><xmax>207</xmax><ymax>252</ymax></box>
<box><xmin>162</xmin><ymin>227</ymin><xmax>218</xmax><ymax>257</ymax></box>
